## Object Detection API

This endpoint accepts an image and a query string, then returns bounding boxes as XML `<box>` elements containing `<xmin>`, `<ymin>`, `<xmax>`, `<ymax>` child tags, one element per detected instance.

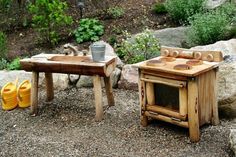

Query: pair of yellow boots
<box><xmin>1</xmin><ymin>79</ymin><xmax>31</xmax><ymax>111</ymax></box>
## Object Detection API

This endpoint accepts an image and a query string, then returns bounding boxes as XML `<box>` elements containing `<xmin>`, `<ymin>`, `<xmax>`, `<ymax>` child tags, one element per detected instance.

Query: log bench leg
<box><xmin>93</xmin><ymin>75</ymin><xmax>104</xmax><ymax>121</ymax></box>
<box><xmin>45</xmin><ymin>73</ymin><xmax>54</xmax><ymax>102</ymax></box>
<box><xmin>188</xmin><ymin>78</ymin><xmax>200</xmax><ymax>142</ymax></box>
<box><xmin>31</xmin><ymin>72</ymin><xmax>39</xmax><ymax>116</ymax></box>
<box><xmin>104</xmin><ymin>76</ymin><xmax>114</xmax><ymax>106</ymax></box>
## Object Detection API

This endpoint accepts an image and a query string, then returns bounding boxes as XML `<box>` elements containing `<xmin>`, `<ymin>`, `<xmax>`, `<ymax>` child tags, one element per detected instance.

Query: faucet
<box><xmin>63</xmin><ymin>43</ymin><xmax>87</xmax><ymax>56</ymax></box>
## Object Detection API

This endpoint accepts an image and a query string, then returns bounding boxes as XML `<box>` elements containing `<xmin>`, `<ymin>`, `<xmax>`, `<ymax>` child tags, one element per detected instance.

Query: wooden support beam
<box><xmin>104</xmin><ymin>76</ymin><xmax>115</xmax><ymax>106</ymax></box>
<box><xmin>31</xmin><ymin>71</ymin><xmax>39</xmax><ymax>116</ymax></box>
<box><xmin>179</xmin><ymin>87</ymin><xmax>187</xmax><ymax>117</ymax></box>
<box><xmin>212</xmin><ymin>68</ymin><xmax>219</xmax><ymax>125</ymax></box>
<box><xmin>93</xmin><ymin>75</ymin><xmax>103</xmax><ymax>121</ymax></box>
<box><xmin>145</xmin><ymin>111</ymin><xmax>189</xmax><ymax>128</ymax></box>
<box><xmin>45</xmin><ymin>73</ymin><xmax>54</xmax><ymax>102</ymax></box>
<box><xmin>146</xmin><ymin>82</ymin><xmax>155</xmax><ymax>105</ymax></box>
<box><xmin>188</xmin><ymin>78</ymin><xmax>200</xmax><ymax>142</ymax></box>
<box><xmin>139</xmin><ymin>71</ymin><xmax>148</xmax><ymax>127</ymax></box>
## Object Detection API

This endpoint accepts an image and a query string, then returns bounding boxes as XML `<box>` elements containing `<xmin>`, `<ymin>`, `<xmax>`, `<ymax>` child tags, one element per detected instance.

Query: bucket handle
<box><xmin>17</xmin><ymin>80</ymin><xmax>30</xmax><ymax>101</ymax></box>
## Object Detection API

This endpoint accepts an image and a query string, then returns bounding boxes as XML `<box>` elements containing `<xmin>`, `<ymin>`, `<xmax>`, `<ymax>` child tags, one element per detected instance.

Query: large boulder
<box><xmin>153</xmin><ymin>27</ymin><xmax>189</xmax><ymax>48</ymax></box>
<box><xmin>230</xmin><ymin>129</ymin><xmax>236</xmax><ymax>156</ymax></box>
<box><xmin>204</xmin><ymin>0</ymin><xmax>228</xmax><ymax>9</ymax></box>
<box><xmin>118</xmin><ymin>64</ymin><xmax>139</xmax><ymax>91</ymax></box>
<box><xmin>76</xmin><ymin>68</ymin><xmax>121</xmax><ymax>88</ymax></box>
<box><xmin>191</xmin><ymin>39</ymin><xmax>236</xmax><ymax>118</ymax></box>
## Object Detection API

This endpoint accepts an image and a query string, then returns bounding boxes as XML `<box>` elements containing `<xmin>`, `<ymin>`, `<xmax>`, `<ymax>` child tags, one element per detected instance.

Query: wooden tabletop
<box><xmin>20</xmin><ymin>54</ymin><xmax>117</xmax><ymax>77</ymax></box>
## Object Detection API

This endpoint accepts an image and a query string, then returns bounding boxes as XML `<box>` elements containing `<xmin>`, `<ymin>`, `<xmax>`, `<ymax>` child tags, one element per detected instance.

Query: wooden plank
<box><xmin>143</xmin><ymin>70</ymin><xmax>188</xmax><ymax>81</ymax></box>
<box><xmin>45</xmin><ymin>73</ymin><xmax>54</xmax><ymax>102</ymax></box>
<box><xmin>212</xmin><ymin>68</ymin><xmax>219</xmax><ymax>125</ymax></box>
<box><xmin>143</xmin><ymin>75</ymin><xmax>186</xmax><ymax>87</ymax></box>
<box><xmin>146</xmin><ymin>82</ymin><xmax>155</xmax><ymax>105</ymax></box>
<box><xmin>139</xmin><ymin>71</ymin><xmax>148</xmax><ymax>127</ymax></box>
<box><xmin>138</xmin><ymin>57</ymin><xmax>220</xmax><ymax>77</ymax></box>
<box><xmin>31</xmin><ymin>72</ymin><xmax>39</xmax><ymax>116</ymax></box>
<box><xmin>104</xmin><ymin>76</ymin><xmax>115</xmax><ymax>107</ymax></box>
<box><xmin>179</xmin><ymin>87</ymin><xmax>188</xmax><ymax>117</ymax></box>
<box><xmin>161</xmin><ymin>46</ymin><xmax>223</xmax><ymax>62</ymax></box>
<box><xmin>188</xmin><ymin>78</ymin><xmax>200</xmax><ymax>142</ymax></box>
<box><xmin>146</xmin><ymin>105</ymin><xmax>187</xmax><ymax>120</ymax></box>
<box><xmin>145</xmin><ymin>111</ymin><xmax>189</xmax><ymax>128</ymax></box>
<box><xmin>93</xmin><ymin>75</ymin><xmax>104</xmax><ymax>121</ymax></box>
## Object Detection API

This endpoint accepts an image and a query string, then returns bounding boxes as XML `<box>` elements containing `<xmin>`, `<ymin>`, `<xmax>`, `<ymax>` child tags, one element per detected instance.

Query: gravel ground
<box><xmin>0</xmin><ymin>87</ymin><xmax>235</xmax><ymax>157</ymax></box>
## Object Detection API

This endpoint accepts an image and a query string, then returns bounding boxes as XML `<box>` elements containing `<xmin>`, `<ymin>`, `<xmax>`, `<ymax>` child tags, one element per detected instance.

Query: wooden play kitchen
<box><xmin>137</xmin><ymin>46</ymin><xmax>223</xmax><ymax>142</ymax></box>
<box><xmin>20</xmin><ymin>54</ymin><xmax>117</xmax><ymax>121</ymax></box>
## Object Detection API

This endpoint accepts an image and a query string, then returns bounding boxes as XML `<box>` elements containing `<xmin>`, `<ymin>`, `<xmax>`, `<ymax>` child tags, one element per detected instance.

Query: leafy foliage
<box><xmin>187</xmin><ymin>3</ymin><xmax>236</xmax><ymax>45</ymax></box>
<box><xmin>107</xmin><ymin>7</ymin><xmax>125</xmax><ymax>18</ymax></box>
<box><xmin>29</xmin><ymin>0</ymin><xmax>73</xmax><ymax>46</ymax></box>
<box><xmin>0</xmin><ymin>0</ymin><xmax>12</xmax><ymax>11</ymax></box>
<box><xmin>0</xmin><ymin>58</ymin><xmax>8</xmax><ymax>70</ymax></box>
<box><xmin>0</xmin><ymin>31</ymin><xmax>8</xmax><ymax>59</ymax></box>
<box><xmin>74</xmin><ymin>18</ymin><xmax>104</xmax><ymax>43</ymax></box>
<box><xmin>153</xmin><ymin>3</ymin><xmax>167</xmax><ymax>14</ymax></box>
<box><xmin>117</xmin><ymin>29</ymin><xmax>160</xmax><ymax>64</ymax></box>
<box><xmin>165</xmin><ymin>0</ymin><xmax>204</xmax><ymax>24</ymax></box>
<box><xmin>6</xmin><ymin>58</ymin><xmax>21</xmax><ymax>70</ymax></box>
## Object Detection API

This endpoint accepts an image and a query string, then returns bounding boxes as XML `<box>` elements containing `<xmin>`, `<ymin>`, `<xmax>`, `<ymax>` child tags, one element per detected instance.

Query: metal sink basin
<box><xmin>48</xmin><ymin>55</ymin><xmax>93</xmax><ymax>63</ymax></box>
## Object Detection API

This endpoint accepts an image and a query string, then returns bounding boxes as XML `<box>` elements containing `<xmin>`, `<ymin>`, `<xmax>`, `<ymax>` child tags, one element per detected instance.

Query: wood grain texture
<box><xmin>45</xmin><ymin>73</ymin><xmax>54</xmax><ymax>102</ymax></box>
<box><xmin>188</xmin><ymin>78</ymin><xmax>200</xmax><ymax>142</ymax></box>
<box><xmin>93</xmin><ymin>75</ymin><xmax>104</xmax><ymax>121</ymax></box>
<box><xmin>139</xmin><ymin>71</ymin><xmax>148</xmax><ymax>127</ymax></box>
<box><xmin>104</xmin><ymin>76</ymin><xmax>115</xmax><ymax>106</ymax></box>
<box><xmin>146</xmin><ymin>82</ymin><xmax>155</xmax><ymax>105</ymax></box>
<box><xmin>179</xmin><ymin>87</ymin><xmax>188</xmax><ymax>117</ymax></box>
<box><xmin>139</xmin><ymin>57</ymin><xmax>219</xmax><ymax>77</ymax></box>
<box><xmin>212</xmin><ymin>68</ymin><xmax>219</xmax><ymax>125</ymax></box>
<box><xmin>145</xmin><ymin>111</ymin><xmax>189</xmax><ymax>128</ymax></box>
<box><xmin>31</xmin><ymin>72</ymin><xmax>39</xmax><ymax>116</ymax></box>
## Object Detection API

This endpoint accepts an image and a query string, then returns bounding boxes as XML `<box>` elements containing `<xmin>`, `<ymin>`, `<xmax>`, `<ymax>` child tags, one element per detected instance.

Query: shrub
<box><xmin>0</xmin><ymin>0</ymin><xmax>12</xmax><ymax>11</ymax></box>
<box><xmin>107</xmin><ymin>7</ymin><xmax>125</xmax><ymax>18</ymax></box>
<box><xmin>74</xmin><ymin>18</ymin><xmax>104</xmax><ymax>43</ymax></box>
<box><xmin>165</xmin><ymin>0</ymin><xmax>204</xmax><ymax>24</ymax></box>
<box><xmin>153</xmin><ymin>3</ymin><xmax>167</xmax><ymax>14</ymax></box>
<box><xmin>0</xmin><ymin>58</ymin><xmax>8</xmax><ymax>70</ymax></box>
<box><xmin>29</xmin><ymin>0</ymin><xmax>73</xmax><ymax>46</ymax></box>
<box><xmin>0</xmin><ymin>31</ymin><xmax>8</xmax><ymax>59</ymax></box>
<box><xmin>117</xmin><ymin>29</ymin><xmax>160</xmax><ymax>64</ymax></box>
<box><xmin>7</xmin><ymin>58</ymin><xmax>21</xmax><ymax>70</ymax></box>
<box><xmin>187</xmin><ymin>3</ymin><xmax>236</xmax><ymax>45</ymax></box>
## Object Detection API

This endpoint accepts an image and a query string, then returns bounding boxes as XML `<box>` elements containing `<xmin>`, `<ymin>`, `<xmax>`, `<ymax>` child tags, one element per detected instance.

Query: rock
<box><xmin>229</xmin><ymin>129</ymin><xmax>236</xmax><ymax>155</ymax></box>
<box><xmin>204</xmin><ymin>0</ymin><xmax>228</xmax><ymax>9</ymax></box>
<box><xmin>76</xmin><ymin>75</ymin><xmax>93</xmax><ymax>88</ymax></box>
<box><xmin>42</xmin><ymin>73</ymin><xmax>69</xmax><ymax>90</ymax></box>
<box><xmin>92</xmin><ymin>41</ymin><xmax>124</xmax><ymax>67</ymax></box>
<box><xmin>0</xmin><ymin>70</ymin><xmax>43</xmax><ymax>89</ymax></box>
<box><xmin>76</xmin><ymin>68</ymin><xmax>121</xmax><ymax>88</ymax></box>
<box><xmin>191</xmin><ymin>39</ymin><xmax>236</xmax><ymax>118</ymax></box>
<box><xmin>69</xmin><ymin>74</ymin><xmax>80</xmax><ymax>84</ymax></box>
<box><xmin>153</xmin><ymin>27</ymin><xmax>189</xmax><ymax>48</ymax></box>
<box><xmin>118</xmin><ymin>64</ymin><xmax>139</xmax><ymax>91</ymax></box>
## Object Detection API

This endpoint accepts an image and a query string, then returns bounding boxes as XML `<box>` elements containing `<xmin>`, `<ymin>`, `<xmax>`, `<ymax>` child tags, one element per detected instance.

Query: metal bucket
<box><xmin>90</xmin><ymin>43</ymin><xmax>106</xmax><ymax>62</ymax></box>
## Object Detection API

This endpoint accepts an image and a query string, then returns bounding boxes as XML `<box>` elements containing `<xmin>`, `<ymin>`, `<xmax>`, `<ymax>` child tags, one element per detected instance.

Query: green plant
<box><xmin>0</xmin><ymin>0</ymin><xmax>12</xmax><ymax>11</ymax></box>
<box><xmin>29</xmin><ymin>0</ymin><xmax>73</xmax><ymax>46</ymax></box>
<box><xmin>0</xmin><ymin>31</ymin><xmax>8</xmax><ymax>59</ymax></box>
<box><xmin>108</xmin><ymin>35</ymin><xmax>118</xmax><ymax>46</ymax></box>
<box><xmin>165</xmin><ymin>0</ymin><xmax>204</xmax><ymax>24</ymax></box>
<box><xmin>74</xmin><ymin>18</ymin><xmax>104</xmax><ymax>43</ymax></box>
<box><xmin>117</xmin><ymin>29</ymin><xmax>160</xmax><ymax>64</ymax></box>
<box><xmin>0</xmin><ymin>58</ymin><xmax>8</xmax><ymax>70</ymax></box>
<box><xmin>7</xmin><ymin>58</ymin><xmax>21</xmax><ymax>70</ymax></box>
<box><xmin>187</xmin><ymin>3</ymin><xmax>236</xmax><ymax>45</ymax></box>
<box><xmin>107</xmin><ymin>7</ymin><xmax>124</xmax><ymax>18</ymax></box>
<box><xmin>153</xmin><ymin>3</ymin><xmax>167</xmax><ymax>14</ymax></box>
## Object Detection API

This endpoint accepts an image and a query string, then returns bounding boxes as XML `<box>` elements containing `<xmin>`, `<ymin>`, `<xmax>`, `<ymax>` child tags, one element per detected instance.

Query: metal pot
<box><xmin>90</xmin><ymin>43</ymin><xmax>106</xmax><ymax>62</ymax></box>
